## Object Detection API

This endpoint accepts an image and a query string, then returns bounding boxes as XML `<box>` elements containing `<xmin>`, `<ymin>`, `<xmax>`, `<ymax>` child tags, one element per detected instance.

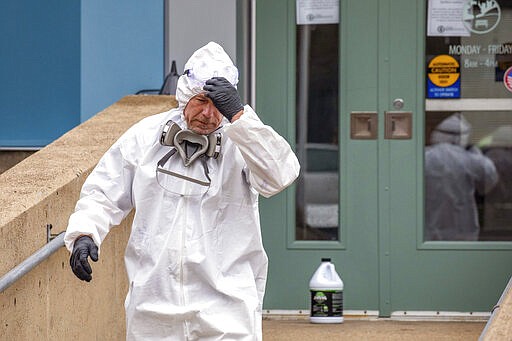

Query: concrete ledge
<box><xmin>0</xmin><ymin>95</ymin><xmax>177</xmax><ymax>229</ymax></box>
<box><xmin>480</xmin><ymin>276</ymin><xmax>512</xmax><ymax>340</ymax></box>
<box><xmin>0</xmin><ymin>95</ymin><xmax>177</xmax><ymax>339</ymax></box>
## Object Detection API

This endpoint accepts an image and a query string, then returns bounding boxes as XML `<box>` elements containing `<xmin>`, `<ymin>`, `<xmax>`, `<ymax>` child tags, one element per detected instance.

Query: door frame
<box><xmin>255</xmin><ymin>0</ymin><xmax>512</xmax><ymax>316</ymax></box>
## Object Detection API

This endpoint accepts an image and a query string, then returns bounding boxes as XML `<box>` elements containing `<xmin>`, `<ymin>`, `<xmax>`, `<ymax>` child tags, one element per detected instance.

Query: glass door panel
<box><xmin>425</xmin><ymin>0</ymin><xmax>512</xmax><ymax>241</ymax></box>
<box><xmin>295</xmin><ymin>23</ymin><xmax>340</xmax><ymax>241</ymax></box>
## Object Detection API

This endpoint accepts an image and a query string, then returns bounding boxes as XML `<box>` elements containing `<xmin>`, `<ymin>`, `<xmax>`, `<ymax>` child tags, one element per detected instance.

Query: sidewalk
<box><xmin>262</xmin><ymin>318</ymin><xmax>486</xmax><ymax>340</ymax></box>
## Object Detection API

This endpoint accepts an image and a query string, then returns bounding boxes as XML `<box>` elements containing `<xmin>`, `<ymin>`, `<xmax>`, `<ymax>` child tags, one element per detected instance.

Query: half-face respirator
<box><xmin>160</xmin><ymin>120</ymin><xmax>221</xmax><ymax>166</ymax></box>
<box><xmin>156</xmin><ymin>120</ymin><xmax>222</xmax><ymax>193</ymax></box>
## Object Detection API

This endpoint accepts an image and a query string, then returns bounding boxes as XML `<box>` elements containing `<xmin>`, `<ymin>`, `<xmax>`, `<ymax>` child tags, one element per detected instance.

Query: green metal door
<box><xmin>255</xmin><ymin>0</ymin><xmax>512</xmax><ymax>316</ymax></box>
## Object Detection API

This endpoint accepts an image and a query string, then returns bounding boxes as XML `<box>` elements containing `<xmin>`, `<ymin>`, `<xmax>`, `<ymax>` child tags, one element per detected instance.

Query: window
<box><xmin>424</xmin><ymin>0</ymin><xmax>512</xmax><ymax>241</ymax></box>
<box><xmin>295</xmin><ymin>23</ymin><xmax>340</xmax><ymax>241</ymax></box>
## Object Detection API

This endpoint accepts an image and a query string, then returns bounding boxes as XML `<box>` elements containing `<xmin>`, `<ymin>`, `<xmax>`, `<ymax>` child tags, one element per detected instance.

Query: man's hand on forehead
<box><xmin>203</xmin><ymin>77</ymin><xmax>244</xmax><ymax>122</ymax></box>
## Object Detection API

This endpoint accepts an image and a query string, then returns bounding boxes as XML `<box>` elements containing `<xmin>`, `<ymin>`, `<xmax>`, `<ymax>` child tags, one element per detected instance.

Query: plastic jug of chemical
<box><xmin>309</xmin><ymin>258</ymin><xmax>344</xmax><ymax>323</ymax></box>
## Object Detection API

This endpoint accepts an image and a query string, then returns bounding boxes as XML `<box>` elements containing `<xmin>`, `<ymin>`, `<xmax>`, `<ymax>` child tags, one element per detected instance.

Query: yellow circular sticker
<box><xmin>428</xmin><ymin>55</ymin><xmax>460</xmax><ymax>87</ymax></box>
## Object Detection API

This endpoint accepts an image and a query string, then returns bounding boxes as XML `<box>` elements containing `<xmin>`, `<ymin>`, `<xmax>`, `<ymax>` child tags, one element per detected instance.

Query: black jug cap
<box><xmin>321</xmin><ymin>258</ymin><xmax>331</xmax><ymax>262</ymax></box>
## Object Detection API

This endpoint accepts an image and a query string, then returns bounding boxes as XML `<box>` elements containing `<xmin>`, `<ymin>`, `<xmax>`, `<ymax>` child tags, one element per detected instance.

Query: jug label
<box><xmin>310</xmin><ymin>290</ymin><xmax>343</xmax><ymax>317</ymax></box>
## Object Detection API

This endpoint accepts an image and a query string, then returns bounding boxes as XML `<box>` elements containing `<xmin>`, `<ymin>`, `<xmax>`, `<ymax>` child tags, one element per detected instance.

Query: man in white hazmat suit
<box><xmin>425</xmin><ymin>113</ymin><xmax>497</xmax><ymax>241</ymax></box>
<box><xmin>64</xmin><ymin>42</ymin><xmax>300</xmax><ymax>340</ymax></box>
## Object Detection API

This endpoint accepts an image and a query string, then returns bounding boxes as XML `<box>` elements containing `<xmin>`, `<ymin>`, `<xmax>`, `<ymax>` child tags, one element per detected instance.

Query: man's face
<box><xmin>183</xmin><ymin>93</ymin><xmax>223</xmax><ymax>135</ymax></box>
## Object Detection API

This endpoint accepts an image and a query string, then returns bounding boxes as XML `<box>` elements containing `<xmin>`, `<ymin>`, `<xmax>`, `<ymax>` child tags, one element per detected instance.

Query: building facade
<box><xmin>3</xmin><ymin>0</ymin><xmax>512</xmax><ymax>317</ymax></box>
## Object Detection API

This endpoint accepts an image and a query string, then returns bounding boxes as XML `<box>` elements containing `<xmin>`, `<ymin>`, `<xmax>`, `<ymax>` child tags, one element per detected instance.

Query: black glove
<box><xmin>70</xmin><ymin>235</ymin><xmax>99</xmax><ymax>282</ymax></box>
<box><xmin>203</xmin><ymin>77</ymin><xmax>243</xmax><ymax>121</ymax></box>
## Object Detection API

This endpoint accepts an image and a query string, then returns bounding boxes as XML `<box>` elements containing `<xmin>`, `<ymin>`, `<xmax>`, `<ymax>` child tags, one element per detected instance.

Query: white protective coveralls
<box><xmin>425</xmin><ymin>113</ymin><xmax>498</xmax><ymax>241</ymax></box>
<box><xmin>64</xmin><ymin>42</ymin><xmax>300</xmax><ymax>340</ymax></box>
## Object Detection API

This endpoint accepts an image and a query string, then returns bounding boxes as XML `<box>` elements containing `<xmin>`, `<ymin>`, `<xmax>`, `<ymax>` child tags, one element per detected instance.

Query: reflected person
<box><xmin>481</xmin><ymin>126</ymin><xmax>512</xmax><ymax>235</ymax></box>
<box><xmin>425</xmin><ymin>113</ymin><xmax>498</xmax><ymax>241</ymax></box>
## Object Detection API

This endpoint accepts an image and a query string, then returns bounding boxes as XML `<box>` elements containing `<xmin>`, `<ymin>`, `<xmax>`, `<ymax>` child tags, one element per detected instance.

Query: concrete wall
<box><xmin>480</xmin><ymin>276</ymin><xmax>512</xmax><ymax>340</ymax></box>
<box><xmin>166</xmin><ymin>0</ymin><xmax>236</xmax><ymax>75</ymax></box>
<box><xmin>0</xmin><ymin>95</ymin><xmax>177</xmax><ymax>340</ymax></box>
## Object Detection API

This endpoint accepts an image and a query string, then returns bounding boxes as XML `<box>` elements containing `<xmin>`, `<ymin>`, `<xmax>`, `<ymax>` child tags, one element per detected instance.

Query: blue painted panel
<box><xmin>81</xmin><ymin>0</ymin><xmax>164</xmax><ymax>121</ymax></box>
<box><xmin>0</xmin><ymin>0</ymin><xmax>163</xmax><ymax>147</ymax></box>
<box><xmin>0</xmin><ymin>1</ymin><xmax>81</xmax><ymax>147</ymax></box>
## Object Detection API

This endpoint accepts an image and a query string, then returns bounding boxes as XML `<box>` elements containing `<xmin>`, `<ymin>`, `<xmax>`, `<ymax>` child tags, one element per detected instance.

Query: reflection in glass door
<box><xmin>424</xmin><ymin>0</ymin><xmax>512</xmax><ymax>241</ymax></box>
<box><xmin>295</xmin><ymin>23</ymin><xmax>339</xmax><ymax>241</ymax></box>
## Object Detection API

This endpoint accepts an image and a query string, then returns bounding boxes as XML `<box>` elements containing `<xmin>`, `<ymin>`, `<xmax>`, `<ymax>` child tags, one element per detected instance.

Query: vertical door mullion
<box><xmin>342</xmin><ymin>0</ymin><xmax>381</xmax><ymax>312</ymax></box>
<box><xmin>376</xmin><ymin>0</ymin><xmax>392</xmax><ymax>317</ymax></box>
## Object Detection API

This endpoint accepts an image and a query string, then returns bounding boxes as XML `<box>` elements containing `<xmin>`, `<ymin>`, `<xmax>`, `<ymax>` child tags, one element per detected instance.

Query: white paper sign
<box><xmin>427</xmin><ymin>0</ymin><xmax>470</xmax><ymax>36</ymax></box>
<box><xmin>296</xmin><ymin>0</ymin><xmax>339</xmax><ymax>25</ymax></box>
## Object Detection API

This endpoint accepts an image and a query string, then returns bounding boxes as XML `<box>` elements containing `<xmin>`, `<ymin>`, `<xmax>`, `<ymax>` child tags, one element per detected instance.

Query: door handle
<box><xmin>350</xmin><ymin>112</ymin><xmax>378</xmax><ymax>139</ymax></box>
<box><xmin>384</xmin><ymin>111</ymin><xmax>412</xmax><ymax>139</ymax></box>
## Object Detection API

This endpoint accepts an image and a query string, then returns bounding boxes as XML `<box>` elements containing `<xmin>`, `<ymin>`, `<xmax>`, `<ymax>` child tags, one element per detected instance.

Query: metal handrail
<box><xmin>0</xmin><ymin>232</ymin><xmax>65</xmax><ymax>293</ymax></box>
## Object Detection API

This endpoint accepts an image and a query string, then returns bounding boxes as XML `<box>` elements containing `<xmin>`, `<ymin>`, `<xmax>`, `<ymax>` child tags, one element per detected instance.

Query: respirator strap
<box><xmin>156</xmin><ymin>149</ymin><xmax>211</xmax><ymax>187</ymax></box>
<box><xmin>157</xmin><ymin>148</ymin><xmax>177</xmax><ymax>168</ymax></box>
